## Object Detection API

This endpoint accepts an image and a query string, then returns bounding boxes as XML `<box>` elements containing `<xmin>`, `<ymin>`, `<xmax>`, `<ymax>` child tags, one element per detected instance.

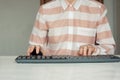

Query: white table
<box><xmin>0</xmin><ymin>56</ymin><xmax>120</xmax><ymax>80</ymax></box>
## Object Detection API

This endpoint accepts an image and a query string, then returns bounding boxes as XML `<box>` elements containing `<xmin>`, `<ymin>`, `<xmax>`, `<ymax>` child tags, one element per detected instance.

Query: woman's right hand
<box><xmin>27</xmin><ymin>45</ymin><xmax>41</xmax><ymax>56</ymax></box>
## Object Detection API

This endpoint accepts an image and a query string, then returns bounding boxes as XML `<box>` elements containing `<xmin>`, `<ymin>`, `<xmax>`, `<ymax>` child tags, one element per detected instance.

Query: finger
<box><xmin>27</xmin><ymin>48</ymin><xmax>31</xmax><ymax>56</ymax></box>
<box><xmin>36</xmin><ymin>46</ymin><xmax>40</xmax><ymax>54</ymax></box>
<box><xmin>94</xmin><ymin>47</ymin><xmax>97</xmax><ymax>53</ymax></box>
<box><xmin>88</xmin><ymin>45</ymin><xmax>96</xmax><ymax>55</ymax></box>
<box><xmin>30</xmin><ymin>46</ymin><xmax>35</xmax><ymax>53</ymax></box>
<box><xmin>27</xmin><ymin>46</ymin><xmax>35</xmax><ymax>56</ymax></box>
<box><xmin>79</xmin><ymin>46</ymin><xmax>83</xmax><ymax>56</ymax></box>
<box><xmin>41</xmin><ymin>49</ymin><xmax>45</xmax><ymax>55</ymax></box>
<box><xmin>87</xmin><ymin>47</ymin><xmax>93</xmax><ymax>56</ymax></box>
<box><xmin>83</xmin><ymin>46</ymin><xmax>88</xmax><ymax>56</ymax></box>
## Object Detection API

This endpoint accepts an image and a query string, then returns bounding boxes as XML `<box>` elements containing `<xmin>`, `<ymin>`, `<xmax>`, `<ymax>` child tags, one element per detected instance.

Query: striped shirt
<box><xmin>29</xmin><ymin>0</ymin><xmax>115</xmax><ymax>56</ymax></box>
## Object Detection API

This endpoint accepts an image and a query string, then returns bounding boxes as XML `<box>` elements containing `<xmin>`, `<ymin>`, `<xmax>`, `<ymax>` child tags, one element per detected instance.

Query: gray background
<box><xmin>0</xmin><ymin>0</ymin><xmax>119</xmax><ymax>56</ymax></box>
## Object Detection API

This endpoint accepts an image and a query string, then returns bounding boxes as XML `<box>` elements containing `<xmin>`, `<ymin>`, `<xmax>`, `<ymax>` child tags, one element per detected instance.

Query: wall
<box><xmin>104</xmin><ymin>0</ymin><xmax>120</xmax><ymax>54</ymax></box>
<box><xmin>104</xmin><ymin>0</ymin><xmax>114</xmax><ymax>33</ymax></box>
<box><xmin>113</xmin><ymin>0</ymin><xmax>120</xmax><ymax>54</ymax></box>
<box><xmin>0</xmin><ymin>0</ymin><xmax>40</xmax><ymax>56</ymax></box>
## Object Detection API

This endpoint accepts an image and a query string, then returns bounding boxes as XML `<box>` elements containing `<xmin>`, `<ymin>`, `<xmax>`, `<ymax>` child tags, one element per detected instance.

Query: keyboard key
<box><xmin>31</xmin><ymin>56</ymin><xmax>36</xmax><ymax>59</ymax></box>
<box><xmin>37</xmin><ymin>56</ymin><xmax>42</xmax><ymax>59</ymax></box>
<box><xmin>26</xmin><ymin>56</ymin><xmax>31</xmax><ymax>59</ymax></box>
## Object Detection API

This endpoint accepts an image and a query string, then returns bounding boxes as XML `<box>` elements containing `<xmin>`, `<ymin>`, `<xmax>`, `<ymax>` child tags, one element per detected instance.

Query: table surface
<box><xmin>0</xmin><ymin>56</ymin><xmax>120</xmax><ymax>80</ymax></box>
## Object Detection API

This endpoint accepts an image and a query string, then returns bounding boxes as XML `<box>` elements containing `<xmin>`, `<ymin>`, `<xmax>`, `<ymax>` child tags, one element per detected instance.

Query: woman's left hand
<box><xmin>79</xmin><ymin>45</ymin><xmax>96</xmax><ymax>56</ymax></box>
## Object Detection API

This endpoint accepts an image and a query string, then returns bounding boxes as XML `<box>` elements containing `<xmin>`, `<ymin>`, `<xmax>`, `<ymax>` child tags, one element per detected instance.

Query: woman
<box><xmin>27</xmin><ymin>0</ymin><xmax>115</xmax><ymax>56</ymax></box>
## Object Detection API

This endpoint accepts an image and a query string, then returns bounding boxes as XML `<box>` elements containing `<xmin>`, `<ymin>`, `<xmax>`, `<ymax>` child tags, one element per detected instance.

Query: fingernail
<box><xmin>36</xmin><ymin>51</ymin><xmax>39</xmax><ymax>54</ymax></box>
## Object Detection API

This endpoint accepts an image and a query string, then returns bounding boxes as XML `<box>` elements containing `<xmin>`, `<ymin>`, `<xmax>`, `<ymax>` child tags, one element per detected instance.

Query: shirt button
<box><xmin>69</xmin><ymin>4</ymin><xmax>72</xmax><ymax>7</ymax></box>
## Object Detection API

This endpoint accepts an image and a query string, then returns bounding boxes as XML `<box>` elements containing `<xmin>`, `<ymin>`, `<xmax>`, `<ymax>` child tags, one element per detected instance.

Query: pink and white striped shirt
<box><xmin>29</xmin><ymin>0</ymin><xmax>115</xmax><ymax>56</ymax></box>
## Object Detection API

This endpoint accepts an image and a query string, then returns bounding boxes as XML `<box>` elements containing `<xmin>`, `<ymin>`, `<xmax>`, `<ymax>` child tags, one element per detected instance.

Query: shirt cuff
<box><xmin>29</xmin><ymin>41</ymin><xmax>44</xmax><ymax>47</ymax></box>
<box><xmin>92</xmin><ymin>45</ymin><xmax>107</xmax><ymax>55</ymax></box>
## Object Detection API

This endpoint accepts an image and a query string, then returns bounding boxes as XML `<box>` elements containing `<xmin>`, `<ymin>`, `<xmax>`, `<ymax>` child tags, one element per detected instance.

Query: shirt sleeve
<box><xmin>93</xmin><ymin>5</ymin><xmax>116</xmax><ymax>55</ymax></box>
<box><xmin>29</xmin><ymin>6</ymin><xmax>48</xmax><ymax>48</ymax></box>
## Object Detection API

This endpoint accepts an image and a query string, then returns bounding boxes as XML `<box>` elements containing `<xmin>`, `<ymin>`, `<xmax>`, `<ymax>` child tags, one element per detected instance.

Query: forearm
<box><xmin>29</xmin><ymin>30</ymin><xmax>48</xmax><ymax>48</ymax></box>
<box><xmin>93</xmin><ymin>44</ymin><xmax>115</xmax><ymax>55</ymax></box>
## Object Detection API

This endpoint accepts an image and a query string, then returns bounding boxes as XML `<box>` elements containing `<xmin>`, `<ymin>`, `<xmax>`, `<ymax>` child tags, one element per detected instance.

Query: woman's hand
<box><xmin>27</xmin><ymin>45</ymin><xmax>41</xmax><ymax>56</ymax></box>
<box><xmin>79</xmin><ymin>45</ymin><xmax>96</xmax><ymax>56</ymax></box>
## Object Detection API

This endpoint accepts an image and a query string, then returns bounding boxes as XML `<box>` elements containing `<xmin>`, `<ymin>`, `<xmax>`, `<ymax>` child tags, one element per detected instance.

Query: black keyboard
<box><xmin>15</xmin><ymin>55</ymin><xmax>120</xmax><ymax>63</ymax></box>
